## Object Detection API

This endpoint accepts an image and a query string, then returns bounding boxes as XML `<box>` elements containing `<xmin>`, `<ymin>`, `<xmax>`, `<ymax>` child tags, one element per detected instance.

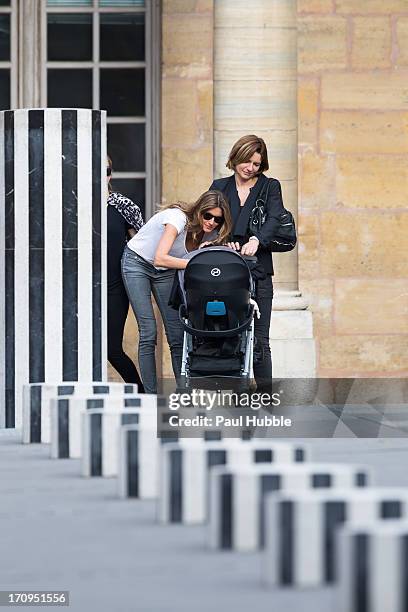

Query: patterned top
<box><xmin>107</xmin><ymin>191</ymin><xmax>144</xmax><ymax>291</ymax></box>
<box><xmin>107</xmin><ymin>191</ymin><xmax>144</xmax><ymax>231</ymax></box>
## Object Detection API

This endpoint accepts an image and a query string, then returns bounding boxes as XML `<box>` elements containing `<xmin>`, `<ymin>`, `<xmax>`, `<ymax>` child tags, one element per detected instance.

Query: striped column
<box><xmin>337</xmin><ymin>522</ymin><xmax>408</xmax><ymax>612</ymax></box>
<box><xmin>209</xmin><ymin>463</ymin><xmax>370</xmax><ymax>552</ymax></box>
<box><xmin>81</xmin><ymin>407</ymin><xmax>157</xmax><ymax>477</ymax></box>
<box><xmin>0</xmin><ymin>109</ymin><xmax>107</xmax><ymax>430</ymax></box>
<box><xmin>118</xmin><ymin>424</ymin><xmax>159</xmax><ymax>499</ymax></box>
<box><xmin>51</xmin><ymin>394</ymin><xmax>155</xmax><ymax>460</ymax></box>
<box><xmin>23</xmin><ymin>381</ymin><xmax>138</xmax><ymax>444</ymax></box>
<box><xmin>158</xmin><ymin>439</ymin><xmax>309</xmax><ymax>525</ymax></box>
<box><xmin>262</xmin><ymin>488</ymin><xmax>408</xmax><ymax>588</ymax></box>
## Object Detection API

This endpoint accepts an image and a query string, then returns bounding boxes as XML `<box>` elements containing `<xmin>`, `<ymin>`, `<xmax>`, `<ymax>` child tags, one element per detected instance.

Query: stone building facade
<box><xmin>1</xmin><ymin>0</ymin><xmax>406</xmax><ymax>380</ymax></box>
<box><xmin>298</xmin><ymin>0</ymin><xmax>408</xmax><ymax>376</ymax></box>
<box><xmin>157</xmin><ymin>0</ymin><xmax>408</xmax><ymax>378</ymax></box>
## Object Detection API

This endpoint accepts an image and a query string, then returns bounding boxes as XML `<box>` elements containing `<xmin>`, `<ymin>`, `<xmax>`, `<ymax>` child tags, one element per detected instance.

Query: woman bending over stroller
<box><xmin>121</xmin><ymin>190</ymin><xmax>232</xmax><ymax>394</ymax></box>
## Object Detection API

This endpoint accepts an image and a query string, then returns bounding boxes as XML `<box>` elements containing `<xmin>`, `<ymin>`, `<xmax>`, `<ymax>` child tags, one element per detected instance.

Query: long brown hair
<box><xmin>226</xmin><ymin>134</ymin><xmax>269</xmax><ymax>175</ymax></box>
<box><xmin>160</xmin><ymin>190</ymin><xmax>232</xmax><ymax>247</ymax></box>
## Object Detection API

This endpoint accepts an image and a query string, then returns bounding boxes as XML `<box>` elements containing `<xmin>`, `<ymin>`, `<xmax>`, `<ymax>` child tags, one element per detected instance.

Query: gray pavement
<box><xmin>2</xmin><ymin>430</ymin><xmax>408</xmax><ymax>611</ymax></box>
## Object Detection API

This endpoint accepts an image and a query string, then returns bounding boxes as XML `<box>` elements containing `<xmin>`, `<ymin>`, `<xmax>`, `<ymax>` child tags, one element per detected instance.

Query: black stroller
<box><xmin>177</xmin><ymin>247</ymin><xmax>256</xmax><ymax>388</ymax></box>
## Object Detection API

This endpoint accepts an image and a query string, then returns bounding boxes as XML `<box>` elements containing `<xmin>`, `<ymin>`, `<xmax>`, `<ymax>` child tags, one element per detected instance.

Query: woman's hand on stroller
<box><xmin>226</xmin><ymin>241</ymin><xmax>241</xmax><ymax>251</ymax></box>
<box><xmin>199</xmin><ymin>241</ymin><xmax>214</xmax><ymax>249</ymax></box>
<box><xmin>241</xmin><ymin>238</ymin><xmax>259</xmax><ymax>257</ymax></box>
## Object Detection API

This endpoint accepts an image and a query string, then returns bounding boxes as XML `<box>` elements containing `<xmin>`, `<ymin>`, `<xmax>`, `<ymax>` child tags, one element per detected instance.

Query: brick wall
<box><xmin>298</xmin><ymin>0</ymin><xmax>408</xmax><ymax>375</ymax></box>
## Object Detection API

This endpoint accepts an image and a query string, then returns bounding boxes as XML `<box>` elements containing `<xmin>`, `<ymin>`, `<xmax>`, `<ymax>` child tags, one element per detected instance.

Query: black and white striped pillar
<box><xmin>81</xmin><ymin>407</ymin><xmax>157</xmax><ymax>477</ymax></box>
<box><xmin>158</xmin><ymin>439</ymin><xmax>309</xmax><ymax>525</ymax></box>
<box><xmin>23</xmin><ymin>381</ymin><xmax>138</xmax><ymax>444</ymax></box>
<box><xmin>0</xmin><ymin>108</ymin><xmax>107</xmax><ymax>430</ymax></box>
<box><xmin>337</xmin><ymin>521</ymin><xmax>408</xmax><ymax>612</ymax></box>
<box><xmin>262</xmin><ymin>488</ymin><xmax>408</xmax><ymax>589</ymax></box>
<box><xmin>209</xmin><ymin>463</ymin><xmax>370</xmax><ymax>552</ymax></box>
<box><xmin>118</xmin><ymin>424</ymin><xmax>159</xmax><ymax>499</ymax></box>
<box><xmin>51</xmin><ymin>394</ymin><xmax>155</xmax><ymax>460</ymax></box>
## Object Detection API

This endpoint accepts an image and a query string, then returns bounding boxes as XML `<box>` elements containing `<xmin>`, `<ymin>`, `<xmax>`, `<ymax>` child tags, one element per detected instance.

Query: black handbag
<box><xmin>248</xmin><ymin>179</ymin><xmax>297</xmax><ymax>253</ymax></box>
<box><xmin>248</xmin><ymin>180</ymin><xmax>270</xmax><ymax>235</ymax></box>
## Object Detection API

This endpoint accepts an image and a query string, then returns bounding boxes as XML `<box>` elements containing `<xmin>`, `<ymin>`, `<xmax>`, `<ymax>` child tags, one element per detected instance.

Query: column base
<box><xmin>270</xmin><ymin>292</ymin><xmax>316</xmax><ymax>378</ymax></box>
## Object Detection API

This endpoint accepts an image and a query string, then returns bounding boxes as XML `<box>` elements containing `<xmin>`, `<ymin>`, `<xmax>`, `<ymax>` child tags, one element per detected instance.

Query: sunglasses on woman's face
<box><xmin>107</xmin><ymin>167</ymin><xmax>112</xmax><ymax>177</ymax></box>
<box><xmin>203</xmin><ymin>212</ymin><xmax>224</xmax><ymax>225</ymax></box>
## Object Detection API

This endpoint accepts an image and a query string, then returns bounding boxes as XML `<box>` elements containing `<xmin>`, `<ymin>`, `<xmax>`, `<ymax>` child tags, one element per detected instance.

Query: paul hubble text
<box><xmin>168</xmin><ymin>415</ymin><xmax>292</xmax><ymax>428</ymax></box>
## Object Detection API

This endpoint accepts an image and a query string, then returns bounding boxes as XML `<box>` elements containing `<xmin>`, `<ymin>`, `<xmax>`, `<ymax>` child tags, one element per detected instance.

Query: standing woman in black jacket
<box><xmin>209</xmin><ymin>135</ymin><xmax>285</xmax><ymax>390</ymax></box>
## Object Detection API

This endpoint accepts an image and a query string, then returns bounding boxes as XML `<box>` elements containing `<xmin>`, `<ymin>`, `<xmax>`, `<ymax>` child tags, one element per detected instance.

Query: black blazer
<box><xmin>209</xmin><ymin>173</ymin><xmax>285</xmax><ymax>275</ymax></box>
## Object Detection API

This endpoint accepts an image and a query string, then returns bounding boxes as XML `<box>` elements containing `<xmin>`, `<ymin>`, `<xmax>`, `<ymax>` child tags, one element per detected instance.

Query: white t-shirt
<box><xmin>127</xmin><ymin>208</ymin><xmax>188</xmax><ymax>269</ymax></box>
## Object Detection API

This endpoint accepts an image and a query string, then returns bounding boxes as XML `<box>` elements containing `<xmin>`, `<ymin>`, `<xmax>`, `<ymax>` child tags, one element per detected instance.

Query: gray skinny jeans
<box><xmin>121</xmin><ymin>245</ymin><xmax>184</xmax><ymax>393</ymax></box>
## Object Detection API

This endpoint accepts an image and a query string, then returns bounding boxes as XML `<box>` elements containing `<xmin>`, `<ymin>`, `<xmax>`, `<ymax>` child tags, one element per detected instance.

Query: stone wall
<box><xmin>160</xmin><ymin>0</ymin><xmax>214</xmax><ymax>377</ymax></box>
<box><xmin>298</xmin><ymin>0</ymin><xmax>408</xmax><ymax>376</ymax></box>
<box><xmin>214</xmin><ymin>0</ymin><xmax>298</xmax><ymax>292</ymax></box>
<box><xmin>111</xmin><ymin>1</ymin><xmax>214</xmax><ymax>382</ymax></box>
<box><xmin>162</xmin><ymin>0</ymin><xmax>214</xmax><ymax>206</ymax></box>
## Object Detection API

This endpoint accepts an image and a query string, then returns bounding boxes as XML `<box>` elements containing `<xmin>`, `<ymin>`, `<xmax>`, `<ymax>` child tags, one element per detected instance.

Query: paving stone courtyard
<box><xmin>2</xmin><ymin>430</ymin><xmax>408</xmax><ymax>611</ymax></box>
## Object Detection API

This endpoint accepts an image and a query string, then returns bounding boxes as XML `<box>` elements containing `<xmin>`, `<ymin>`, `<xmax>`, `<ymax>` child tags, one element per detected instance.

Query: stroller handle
<box><xmin>178</xmin><ymin>304</ymin><xmax>254</xmax><ymax>338</ymax></box>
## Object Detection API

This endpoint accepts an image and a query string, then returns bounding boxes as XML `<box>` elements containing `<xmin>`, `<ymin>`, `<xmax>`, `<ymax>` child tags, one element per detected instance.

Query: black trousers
<box><xmin>108</xmin><ymin>283</ymin><xmax>144</xmax><ymax>391</ymax></box>
<box><xmin>253</xmin><ymin>275</ymin><xmax>273</xmax><ymax>389</ymax></box>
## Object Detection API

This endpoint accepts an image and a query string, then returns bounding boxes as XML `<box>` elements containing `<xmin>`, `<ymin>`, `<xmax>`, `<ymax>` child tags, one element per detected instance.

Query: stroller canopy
<box><xmin>181</xmin><ymin>247</ymin><xmax>253</xmax><ymax>332</ymax></box>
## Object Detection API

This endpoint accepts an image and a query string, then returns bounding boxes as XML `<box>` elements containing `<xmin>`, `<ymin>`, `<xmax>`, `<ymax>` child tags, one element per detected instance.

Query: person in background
<box><xmin>107</xmin><ymin>156</ymin><xmax>144</xmax><ymax>391</ymax></box>
<box><xmin>209</xmin><ymin>135</ymin><xmax>286</xmax><ymax>390</ymax></box>
<box><xmin>121</xmin><ymin>190</ymin><xmax>232</xmax><ymax>394</ymax></box>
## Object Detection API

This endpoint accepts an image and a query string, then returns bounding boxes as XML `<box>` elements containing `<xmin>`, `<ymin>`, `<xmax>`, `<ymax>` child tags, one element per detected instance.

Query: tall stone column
<box><xmin>0</xmin><ymin>109</ymin><xmax>107</xmax><ymax>429</ymax></box>
<box><xmin>18</xmin><ymin>0</ymin><xmax>43</xmax><ymax>109</ymax></box>
<box><xmin>214</xmin><ymin>0</ymin><xmax>315</xmax><ymax>377</ymax></box>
